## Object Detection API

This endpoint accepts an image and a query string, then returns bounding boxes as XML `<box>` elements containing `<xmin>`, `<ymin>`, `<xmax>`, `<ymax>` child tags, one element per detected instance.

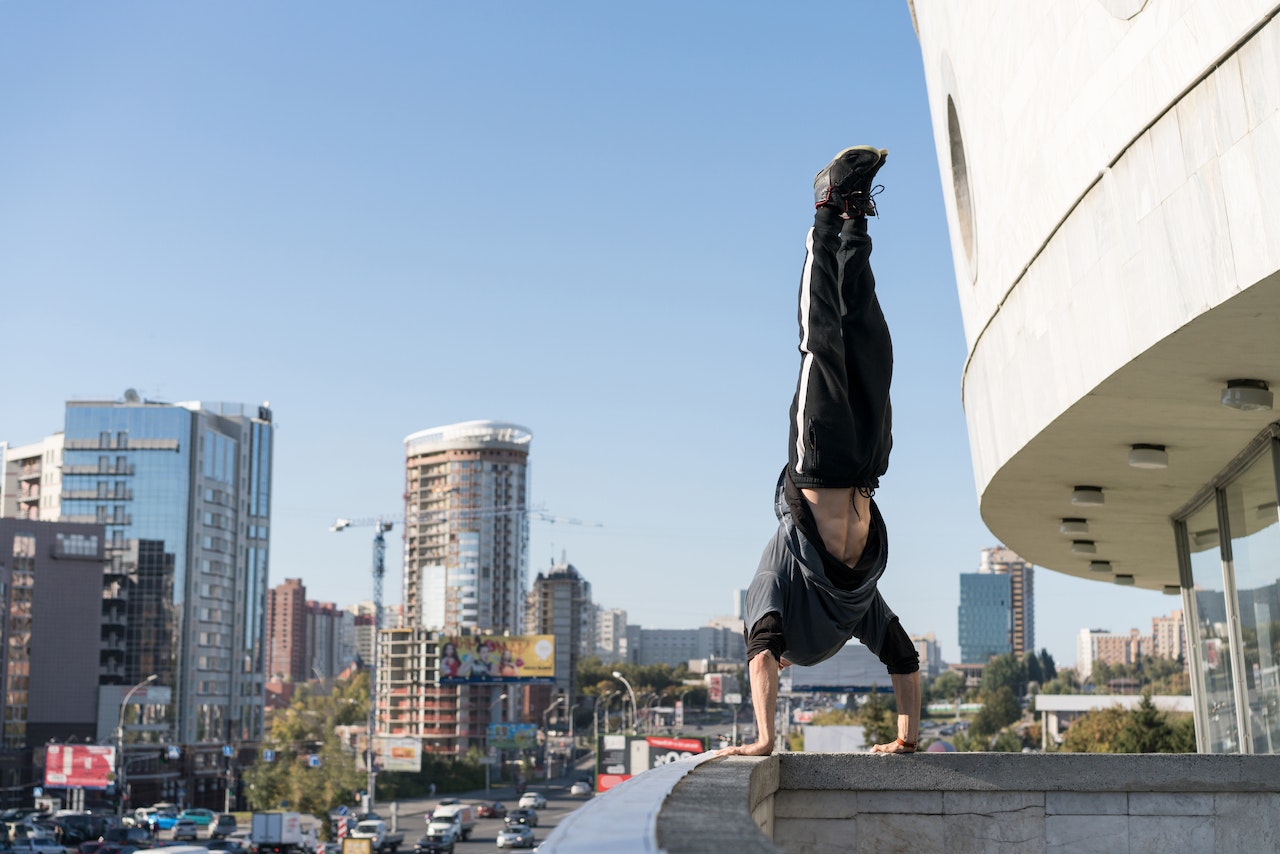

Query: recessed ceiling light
<box><xmin>1128</xmin><ymin>444</ymin><xmax>1168</xmax><ymax>469</ymax></box>
<box><xmin>1222</xmin><ymin>379</ymin><xmax>1273</xmax><ymax>412</ymax></box>
<box><xmin>1072</xmin><ymin>486</ymin><xmax>1105</xmax><ymax>506</ymax></box>
<box><xmin>1089</xmin><ymin>561</ymin><xmax>1112</xmax><ymax>573</ymax></box>
<box><xmin>1060</xmin><ymin>518</ymin><xmax>1089</xmax><ymax>535</ymax></box>
<box><xmin>1071</xmin><ymin>540</ymin><xmax>1097</xmax><ymax>555</ymax></box>
<box><xmin>1114</xmin><ymin>574</ymin><xmax>1135</xmax><ymax>585</ymax></box>
<box><xmin>1163</xmin><ymin>585</ymin><xmax>1181</xmax><ymax>595</ymax></box>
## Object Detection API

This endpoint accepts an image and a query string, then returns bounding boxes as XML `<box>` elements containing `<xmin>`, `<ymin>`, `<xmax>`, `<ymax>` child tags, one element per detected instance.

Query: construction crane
<box><xmin>328</xmin><ymin>504</ymin><xmax>599</xmax><ymax>808</ymax></box>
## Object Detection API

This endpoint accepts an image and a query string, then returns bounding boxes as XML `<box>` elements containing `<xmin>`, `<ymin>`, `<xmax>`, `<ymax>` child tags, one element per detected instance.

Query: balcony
<box><xmin>541</xmin><ymin>753</ymin><xmax>1280</xmax><ymax>853</ymax></box>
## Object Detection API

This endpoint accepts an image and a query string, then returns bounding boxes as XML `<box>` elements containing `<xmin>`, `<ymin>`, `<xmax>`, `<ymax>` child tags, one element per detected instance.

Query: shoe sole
<box><xmin>828</xmin><ymin>145</ymin><xmax>888</xmax><ymax>173</ymax></box>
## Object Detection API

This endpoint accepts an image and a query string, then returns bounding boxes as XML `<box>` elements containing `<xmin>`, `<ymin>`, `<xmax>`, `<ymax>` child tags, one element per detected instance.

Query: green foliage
<box><xmin>1089</xmin><ymin>656</ymin><xmax>1188</xmax><ymax>693</ymax></box>
<box><xmin>1059</xmin><ymin>693</ymin><xmax>1196</xmax><ymax>754</ymax></box>
<box><xmin>1041</xmin><ymin>669</ymin><xmax>1080</xmax><ymax>695</ymax></box>
<box><xmin>856</xmin><ymin>689</ymin><xmax>898</xmax><ymax>747</ymax></box>
<box><xmin>926</xmin><ymin>670</ymin><xmax>965</xmax><ymax>704</ymax></box>
<box><xmin>243</xmin><ymin>675</ymin><xmax>369</xmax><ymax>821</ymax></box>
<box><xmin>1038</xmin><ymin>649</ymin><xmax>1057</xmax><ymax>682</ymax></box>
<box><xmin>1024</xmin><ymin>651</ymin><xmax>1043</xmax><ymax>686</ymax></box>
<box><xmin>378</xmin><ymin>754</ymin><xmax>485</xmax><ymax>800</ymax></box>
<box><xmin>981</xmin><ymin>653</ymin><xmax>1028</xmax><ymax>699</ymax></box>
<box><xmin>989</xmin><ymin>729</ymin><xmax>1025</xmax><ymax>752</ymax></box>
<box><xmin>1113</xmin><ymin>694</ymin><xmax>1173</xmax><ymax>753</ymax></box>
<box><xmin>1061</xmin><ymin>706</ymin><xmax>1128</xmax><ymax>753</ymax></box>
<box><xmin>971</xmin><ymin>686</ymin><xmax>1021</xmax><ymax>737</ymax></box>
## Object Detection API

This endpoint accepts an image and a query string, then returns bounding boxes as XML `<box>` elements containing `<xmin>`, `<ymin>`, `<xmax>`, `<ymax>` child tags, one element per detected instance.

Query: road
<box><xmin>386</xmin><ymin>778</ymin><xmax>592</xmax><ymax>852</ymax></box>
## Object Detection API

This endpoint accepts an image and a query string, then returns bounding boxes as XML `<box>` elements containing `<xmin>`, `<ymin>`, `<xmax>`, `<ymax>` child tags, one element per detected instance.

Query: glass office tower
<box><xmin>60</xmin><ymin>395</ymin><xmax>273</xmax><ymax>744</ymax></box>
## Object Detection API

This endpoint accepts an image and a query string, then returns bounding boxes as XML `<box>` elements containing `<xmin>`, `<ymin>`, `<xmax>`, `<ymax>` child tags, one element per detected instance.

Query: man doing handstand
<box><xmin>718</xmin><ymin>146</ymin><xmax>921</xmax><ymax>757</ymax></box>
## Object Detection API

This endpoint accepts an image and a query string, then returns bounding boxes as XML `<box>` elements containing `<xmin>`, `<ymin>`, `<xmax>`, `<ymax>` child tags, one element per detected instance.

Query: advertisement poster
<box><xmin>438</xmin><ymin>634</ymin><xmax>555</xmax><ymax>684</ymax></box>
<box><xmin>488</xmin><ymin>722</ymin><xmax>539</xmax><ymax>750</ymax></box>
<box><xmin>44</xmin><ymin>744</ymin><xmax>116</xmax><ymax>790</ymax></box>
<box><xmin>378</xmin><ymin>737</ymin><xmax>422</xmax><ymax>772</ymax></box>
<box><xmin>595</xmin><ymin>735</ymin><xmax>708</xmax><ymax>793</ymax></box>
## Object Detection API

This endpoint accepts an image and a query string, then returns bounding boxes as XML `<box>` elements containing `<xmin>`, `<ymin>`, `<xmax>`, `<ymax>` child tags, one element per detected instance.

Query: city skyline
<box><xmin>0</xmin><ymin>3</ymin><xmax>1181</xmax><ymax>671</ymax></box>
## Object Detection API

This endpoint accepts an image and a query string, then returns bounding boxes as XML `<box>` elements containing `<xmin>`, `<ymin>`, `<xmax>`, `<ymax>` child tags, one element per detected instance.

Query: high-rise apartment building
<box><xmin>402</xmin><ymin>421</ymin><xmax>532</xmax><ymax>633</ymax></box>
<box><xmin>1</xmin><ymin>436</ymin><xmax>64</xmax><ymax>521</ymax></box>
<box><xmin>1077</xmin><ymin>628</ymin><xmax>1146</xmax><ymax>681</ymax></box>
<box><xmin>53</xmin><ymin>395</ymin><xmax>274</xmax><ymax>744</ymax></box>
<box><xmin>525</xmin><ymin>561</ymin><xmax>593</xmax><ymax>708</ymax></box>
<box><xmin>909</xmin><ymin>632</ymin><xmax>944</xmax><ymax>679</ymax></box>
<box><xmin>266</xmin><ymin>578</ymin><xmax>308</xmax><ymax>682</ymax></box>
<box><xmin>1151</xmin><ymin>610</ymin><xmax>1187</xmax><ymax>663</ymax></box>
<box><xmin>307</xmin><ymin>600</ymin><xmax>355</xmax><ymax>680</ymax></box>
<box><xmin>957</xmin><ymin>547</ymin><xmax>1034</xmax><ymax>663</ymax></box>
<box><xmin>596</xmin><ymin>607</ymin><xmax>628</xmax><ymax>663</ymax></box>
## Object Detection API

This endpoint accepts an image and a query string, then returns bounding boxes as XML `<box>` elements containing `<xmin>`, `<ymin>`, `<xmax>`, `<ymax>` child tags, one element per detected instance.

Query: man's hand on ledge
<box><xmin>715</xmin><ymin>740</ymin><xmax>774</xmax><ymax>758</ymax></box>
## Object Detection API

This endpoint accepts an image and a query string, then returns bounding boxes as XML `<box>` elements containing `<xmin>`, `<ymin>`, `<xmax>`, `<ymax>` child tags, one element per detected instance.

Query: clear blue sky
<box><xmin>0</xmin><ymin>2</ymin><xmax>1179</xmax><ymax>669</ymax></box>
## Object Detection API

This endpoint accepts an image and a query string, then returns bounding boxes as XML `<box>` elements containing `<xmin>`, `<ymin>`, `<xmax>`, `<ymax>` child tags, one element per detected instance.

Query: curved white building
<box><xmin>402</xmin><ymin>420</ymin><xmax>533</xmax><ymax>634</ymax></box>
<box><xmin>914</xmin><ymin>0</ymin><xmax>1280</xmax><ymax>753</ymax></box>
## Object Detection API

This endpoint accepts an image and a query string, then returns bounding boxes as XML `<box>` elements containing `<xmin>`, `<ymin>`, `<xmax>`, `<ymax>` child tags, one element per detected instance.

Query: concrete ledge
<box><xmin>547</xmin><ymin>753</ymin><xmax>1280</xmax><ymax>853</ymax></box>
<box><xmin>656</xmin><ymin>756</ymin><xmax>781</xmax><ymax>854</ymax></box>
<box><xmin>776</xmin><ymin>753</ymin><xmax>1280</xmax><ymax>793</ymax></box>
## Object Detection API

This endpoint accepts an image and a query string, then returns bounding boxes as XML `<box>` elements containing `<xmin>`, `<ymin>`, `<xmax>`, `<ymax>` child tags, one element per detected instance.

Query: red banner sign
<box><xmin>44</xmin><ymin>744</ymin><xmax>116</xmax><ymax>790</ymax></box>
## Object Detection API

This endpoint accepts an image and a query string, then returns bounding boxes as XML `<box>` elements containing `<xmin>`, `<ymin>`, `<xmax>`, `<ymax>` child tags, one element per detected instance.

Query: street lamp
<box><xmin>611</xmin><ymin>672</ymin><xmax>638</xmax><ymax>735</ymax></box>
<box><xmin>116</xmin><ymin>674</ymin><xmax>157</xmax><ymax>816</ymax></box>
<box><xmin>484</xmin><ymin>692</ymin><xmax>508</xmax><ymax>799</ymax></box>
<box><xmin>594</xmin><ymin>691</ymin><xmax>616</xmax><ymax>749</ymax></box>
<box><xmin>542</xmin><ymin>696</ymin><xmax>566</xmax><ymax>782</ymax></box>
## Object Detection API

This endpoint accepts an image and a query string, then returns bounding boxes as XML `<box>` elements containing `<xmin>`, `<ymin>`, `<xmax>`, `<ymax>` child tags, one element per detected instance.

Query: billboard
<box><xmin>44</xmin><ymin>744</ymin><xmax>116</xmax><ymax>790</ymax></box>
<box><xmin>438</xmin><ymin>634</ymin><xmax>555</xmax><ymax>684</ymax></box>
<box><xmin>377</xmin><ymin>737</ymin><xmax>422</xmax><ymax>772</ymax></box>
<box><xmin>487</xmin><ymin>722</ymin><xmax>539</xmax><ymax>750</ymax></box>
<box><xmin>595</xmin><ymin>735</ymin><xmax>708</xmax><ymax>793</ymax></box>
<box><xmin>355</xmin><ymin>736</ymin><xmax>423</xmax><ymax>773</ymax></box>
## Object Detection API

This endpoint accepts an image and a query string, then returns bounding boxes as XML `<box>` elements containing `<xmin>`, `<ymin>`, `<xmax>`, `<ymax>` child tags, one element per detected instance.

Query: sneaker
<box><xmin>814</xmin><ymin>146</ymin><xmax>888</xmax><ymax>217</ymax></box>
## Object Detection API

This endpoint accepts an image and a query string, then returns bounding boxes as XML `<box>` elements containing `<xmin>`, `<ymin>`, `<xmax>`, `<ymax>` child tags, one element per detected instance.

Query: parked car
<box><xmin>178</xmin><ymin>810</ymin><xmax>214</xmax><ymax>829</ymax></box>
<box><xmin>5</xmin><ymin>835</ymin><xmax>66</xmax><ymax>854</ymax></box>
<box><xmin>100</xmin><ymin>827</ymin><xmax>151</xmax><ymax>846</ymax></box>
<box><xmin>569</xmin><ymin>782</ymin><xmax>592</xmax><ymax>797</ymax></box>
<box><xmin>150</xmin><ymin>812</ymin><xmax>179</xmax><ymax>832</ymax></box>
<box><xmin>517</xmin><ymin>792</ymin><xmax>546</xmax><ymax>810</ymax></box>
<box><xmin>209</xmin><ymin>816</ymin><xmax>236</xmax><ymax>840</ymax></box>
<box><xmin>79</xmin><ymin>842</ymin><xmax>107</xmax><ymax>854</ymax></box>
<box><xmin>412</xmin><ymin>828</ymin><xmax>456</xmax><ymax>854</ymax></box>
<box><xmin>495</xmin><ymin>824</ymin><xmax>535</xmax><ymax>849</ymax></box>
<box><xmin>504</xmin><ymin>809</ymin><xmax>538</xmax><ymax>829</ymax></box>
<box><xmin>171</xmin><ymin>820</ymin><xmax>198</xmax><ymax>842</ymax></box>
<box><xmin>473</xmin><ymin>802</ymin><xmax>506</xmax><ymax>819</ymax></box>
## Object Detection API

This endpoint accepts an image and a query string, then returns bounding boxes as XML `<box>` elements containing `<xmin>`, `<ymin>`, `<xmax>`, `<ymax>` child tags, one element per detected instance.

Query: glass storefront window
<box><xmin>1221</xmin><ymin>444</ymin><xmax>1280</xmax><ymax>754</ymax></box>
<box><xmin>1186</xmin><ymin>497</ymin><xmax>1239</xmax><ymax>752</ymax></box>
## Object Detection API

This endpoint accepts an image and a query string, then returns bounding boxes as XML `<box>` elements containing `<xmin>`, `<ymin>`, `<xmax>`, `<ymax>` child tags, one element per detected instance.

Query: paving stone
<box><xmin>1046</xmin><ymin>814</ymin><xmax>1128</xmax><ymax>853</ymax></box>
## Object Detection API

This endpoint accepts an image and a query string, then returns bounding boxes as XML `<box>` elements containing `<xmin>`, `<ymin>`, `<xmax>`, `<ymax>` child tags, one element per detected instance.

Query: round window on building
<box><xmin>947</xmin><ymin>93</ymin><xmax>976</xmax><ymax>273</ymax></box>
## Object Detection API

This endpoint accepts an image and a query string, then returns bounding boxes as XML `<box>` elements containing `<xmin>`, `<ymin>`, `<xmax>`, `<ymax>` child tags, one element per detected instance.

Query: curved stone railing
<box><xmin>540</xmin><ymin>752</ymin><xmax>1280</xmax><ymax>853</ymax></box>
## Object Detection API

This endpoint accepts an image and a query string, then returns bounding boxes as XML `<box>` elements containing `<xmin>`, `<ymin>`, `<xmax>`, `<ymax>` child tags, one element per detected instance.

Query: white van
<box><xmin>426</xmin><ymin>805</ymin><xmax>474</xmax><ymax>841</ymax></box>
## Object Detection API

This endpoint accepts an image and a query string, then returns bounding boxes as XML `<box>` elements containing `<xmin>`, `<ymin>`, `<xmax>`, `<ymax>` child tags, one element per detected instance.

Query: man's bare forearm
<box><xmin>715</xmin><ymin>652</ymin><xmax>779</xmax><ymax>757</ymax></box>
<box><xmin>891</xmin><ymin>670</ymin><xmax>920</xmax><ymax>742</ymax></box>
<box><xmin>871</xmin><ymin>670</ymin><xmax>921</xmax><ymax>753</ymax></box>
<box><xmin>750</xmin><ymin>652</ymin><xmax>779</xmax><ymax>750</ymax></box>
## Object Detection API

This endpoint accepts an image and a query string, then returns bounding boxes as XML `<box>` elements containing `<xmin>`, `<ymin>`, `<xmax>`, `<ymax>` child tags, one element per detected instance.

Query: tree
<box><xmin>1024</xmin><ymin>651</ymin><xmax>1043</xmax><ymax>686</ymax></box>
<box><xmin>1039</xmin><ymin>649</ymin><xmax>1057</xmax><ymax>682</ymax></box>
<box><xmin>971</xmin><ymin>686</ymin><xmax>1021</xmax><ymax>737</ymax></box>
<box><xmin>244</xmin><ymin>675</ymin><xmax>368</xmax><ymax>820</ymax></box>
<box><xmin>927</xmin><ymin>670</ymin><xmax>965</xmax><ymax>704</ymax></box>
<box><xmin>981</xmin><ymin>653</ymin><xmax>1028</xmax><ymax>699</ymax></box>
<box><xmin>1114</xmin><ymin>694</ymin><xmax>1174</xmax><ymax>753</ymax></box>
<box><xmin>1061</xmin><ymin>706</ymin><xmax>1128</xmax><ymax>753</ymax></box>
<box><xmin>856</xmin><ymin>689</ymin><xmax>897</xmax><ymax>747</ymax></box>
